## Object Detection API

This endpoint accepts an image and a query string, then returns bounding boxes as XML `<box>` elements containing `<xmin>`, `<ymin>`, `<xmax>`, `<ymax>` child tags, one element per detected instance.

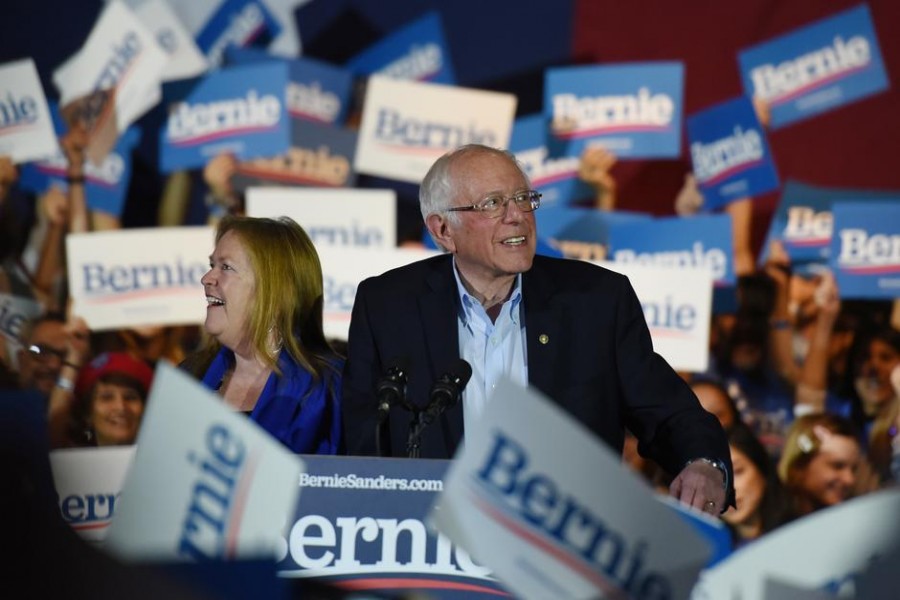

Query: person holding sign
<box><xmin>343</xmin><ymin>144</ymin><xmax>734</xmax><ymax>514</ymax></box>
<box><xmin>182</xmin><ymin>215</ymin><xmax>343</xmax><ymax>454</ymax></box>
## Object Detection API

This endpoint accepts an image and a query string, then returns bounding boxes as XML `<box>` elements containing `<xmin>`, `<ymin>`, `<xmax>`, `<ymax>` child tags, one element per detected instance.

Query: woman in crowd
<box><xmin>182</xmin><ymin>215</ymin><xmax>342</xmax><ymax>454</ymax></box>
<box><xmin>853</xmin><ymin>327</ymin><xmax>900</xmax><ymax>482</ymax></box>
<box><xmin>778</xmin><ymin>413</ymin><xmax>862</xmax><ymax>518</ymax></box>
<box><xmin>71</xmin><ymin>352</ymin><xmax>153</xmax><ymax>447</ymax></box>
<box><xmin>722</xmin><ymin>421</ymin><xmax>793</xmax><ymax>547</ymax></box>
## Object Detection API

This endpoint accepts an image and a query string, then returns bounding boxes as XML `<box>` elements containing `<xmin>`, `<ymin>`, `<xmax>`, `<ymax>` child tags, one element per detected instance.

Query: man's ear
<box><xmin>426</xmin><ymin>213</ymin><xmax>456</xmax><ymax>253</ymax></box>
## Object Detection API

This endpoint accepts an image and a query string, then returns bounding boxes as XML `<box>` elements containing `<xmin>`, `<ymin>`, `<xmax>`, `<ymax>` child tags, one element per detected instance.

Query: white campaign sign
<box><xmin>132</xmin><ymin>0</ymin><xmax>209</xmax><ymax>82</ymax></box>
<box><xmin>52</xmin><ymin>0</ymin><xmax>167</xmax><ymax>141</ymax></box>
<box><xmin>355</xmin><ymin>76</ymin><xmax>517</xmax><ymax>183</ymax></box>
<box><xmin>0</xmin><ymin>59</ymin><xmax>60</xmax><ymax>163</ymax></box>
<box><xmin>246</xmin><ymin>187</ymin><xmax>397</xmax><ymax>248</ymax></box>
<box><xmin>598</xmin><ymin>260</ymin><xmax>713</xmax><ymax>373</ymax></box>
<box><xmin>692</xmin><ymin>489</ymin><xmax>900</xmax><ymax>599</ymax></box>
<box><xmin>317</xmin><ymin>246</ymin><xmax>439</xmax><ymax>341</ymax></box>
<box><xmin>50</xmin><ymin>446</ymin><xmax>136</xmax><ymax>546</ymax></box>
<box><xmin>66</xmin><ymin>226</ymin><xmax>213</xmax><ymax>331</ymax></box>
<box><xmin>432</xmin><ymin>377</ymin><xmax>711</xmax><ymax>600</ymax></box>
<box><xmin>105</xmin><ymin>362</ymin><xmax>304</xmax><ymax>561</ymax></box>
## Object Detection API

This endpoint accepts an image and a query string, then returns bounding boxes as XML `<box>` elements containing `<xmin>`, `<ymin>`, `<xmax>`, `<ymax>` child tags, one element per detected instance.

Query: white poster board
<box><xmin>598</xmin><ymin>260</ymin><xmax>713</xmax><ymax>373</ymax></box>
<box><xmin>246</xmin><ymin>187</ymin><xmax>397</xmax><ymax>248</ymax></box>
<box><xmin>317</xmin><ymin>246</ymin><xmax>439</xmax><ymax>341</ymax></box>
<box><xmin>355</xmin><ymin>76</ymin><xmax>516</xmax><ymax>183</ymax></box>
<box><xmin>105</xmin><ymin>362</ymin><xmax>304</xmax><ymax>561</ymax></box>
<box><xmin>50</xmin><ymin>446</ymin><xmax>136</xmax><ymax>545</ymax></box>
<box><xmin>0</xmin><ymin>59</ymin><xmax>60</xmax><ymax>163</ymax></box>
<box><xmin>66</xmin><ymin>226</ymin><xmax>213</xmax><ymax>330</ymax></box>
<box><xmin>432</xmin><ymin>377</ymin><xmax>711</xmax><ymax>599</ymax></box>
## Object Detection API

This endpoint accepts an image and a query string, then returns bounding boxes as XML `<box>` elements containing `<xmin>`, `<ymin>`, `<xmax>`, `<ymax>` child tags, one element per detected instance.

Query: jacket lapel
<box><xmin>523</xmin><ymin>259</ymin><xmax>562</xmax><ymax>396</ymax></box>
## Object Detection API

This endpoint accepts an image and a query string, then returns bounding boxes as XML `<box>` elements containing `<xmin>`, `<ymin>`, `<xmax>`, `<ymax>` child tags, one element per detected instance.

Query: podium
<box><xmin>279</xmin><ymin>455</ymin><xmax>509</xmax><ymax>598</ymax></box>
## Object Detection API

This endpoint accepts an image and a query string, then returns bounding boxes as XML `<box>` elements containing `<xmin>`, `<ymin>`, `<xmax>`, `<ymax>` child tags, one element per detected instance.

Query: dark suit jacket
<box><xmin>342</xmin><ymin>253</ymin><xmax>731</xmax><ymax>483</ymax></box>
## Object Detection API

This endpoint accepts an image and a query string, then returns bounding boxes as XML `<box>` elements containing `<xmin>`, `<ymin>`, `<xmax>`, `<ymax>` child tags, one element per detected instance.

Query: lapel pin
<box><xmin>538</xmin><ymin>334</ymin><xmax>549</xmax><ymax>345</ymax></box>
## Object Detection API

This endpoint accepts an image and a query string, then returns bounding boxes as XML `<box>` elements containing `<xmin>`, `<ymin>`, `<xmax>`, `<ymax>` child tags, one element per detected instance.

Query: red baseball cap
<box><xmin>75</xmin><ymin>352</ymin><xmax>154</xmax><ymax>400</ymax></box>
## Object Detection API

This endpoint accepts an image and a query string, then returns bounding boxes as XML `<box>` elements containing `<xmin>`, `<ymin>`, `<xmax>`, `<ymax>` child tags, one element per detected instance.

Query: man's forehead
<box><xmin>30</xmin><ymin>321</ymin><xmax>66</xmax><ymax>343</ymax></box>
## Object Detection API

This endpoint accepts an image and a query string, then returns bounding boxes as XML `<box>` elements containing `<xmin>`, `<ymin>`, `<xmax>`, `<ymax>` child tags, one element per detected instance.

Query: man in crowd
<box><xmin>342</xmin><ymin>144</ymin><xmax>733</xmax><ymax>514</ymax></box>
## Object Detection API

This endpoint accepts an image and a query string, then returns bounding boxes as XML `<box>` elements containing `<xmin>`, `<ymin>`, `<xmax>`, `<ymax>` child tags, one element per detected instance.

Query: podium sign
<box><xmin>277</xmin><ymin>455</ymin><xmax>507</xmax><ymax>597</ymax></box>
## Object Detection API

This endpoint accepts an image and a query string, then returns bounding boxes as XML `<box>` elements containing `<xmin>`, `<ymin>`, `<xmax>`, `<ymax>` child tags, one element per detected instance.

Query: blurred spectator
<box><xmin>722</xmin><ymin>421</ymin><xmax>793</xmax><ymax>547</ymax></box>
<box><xmin>778</xmin><ymin>413</ymin><xmax>863</xmax><ymax>517</ymax></box>
<box><xmin>15</xmin><ymin>312</ymin><xmax>70</xmax><ymax>396</ymax></box>
<box><xmin>690</xmin><ymin>376</ymin><xmax>740</xmax><ymax>431</ymax></box>
<box><xmin>63</xmin><ymin>352</ymin><xmax>154</xmax><ymax>447</ymax></box>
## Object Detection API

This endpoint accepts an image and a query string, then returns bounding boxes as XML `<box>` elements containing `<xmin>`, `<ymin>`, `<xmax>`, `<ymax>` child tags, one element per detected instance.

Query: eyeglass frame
<box><xmin>443</xmin><ymin>189</ymin><xmax>542</xmax><ymax>218</ymax></box>
<box><xmin>26</xmin><ymin>343</ymin><xmax>67</xmax><ymax>363</ymax></box>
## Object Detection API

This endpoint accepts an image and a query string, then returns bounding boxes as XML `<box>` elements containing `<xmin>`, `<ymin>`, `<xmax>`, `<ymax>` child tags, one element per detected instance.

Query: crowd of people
<box><xmin>1</xmin><ymin>99</ymin><xmax>898</xmax><ymax>561</ymax></box>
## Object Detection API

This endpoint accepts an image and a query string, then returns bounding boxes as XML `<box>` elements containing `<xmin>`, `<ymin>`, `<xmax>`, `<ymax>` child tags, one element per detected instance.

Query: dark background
<box><xmin>2</xmin><ymin>0</ymin><xmax>898</xmax><ymax>254</ymax></box>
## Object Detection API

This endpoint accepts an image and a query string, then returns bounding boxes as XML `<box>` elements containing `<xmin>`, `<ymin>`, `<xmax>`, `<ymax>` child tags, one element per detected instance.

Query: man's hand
<box><xmin>669</xmin><ymin>460</ymin><xmax>726</xmax><ymax>515</ymax></box>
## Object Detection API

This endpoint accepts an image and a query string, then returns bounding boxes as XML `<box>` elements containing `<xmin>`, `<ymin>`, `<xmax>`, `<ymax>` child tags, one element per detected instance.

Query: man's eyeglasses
<box><xmin>444</xmin><ymin>190</ymin><xmax>541</xmax><ymax>219</ymax></box>
<box><xmin>27</xmin><ymin>344</ymin><xmax>67</xmax><ymax>363</ymax></box>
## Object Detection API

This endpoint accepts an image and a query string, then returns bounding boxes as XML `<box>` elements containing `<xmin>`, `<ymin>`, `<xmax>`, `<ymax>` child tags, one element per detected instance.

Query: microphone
<box><xmin>421</xmin><ymin>359</ymin><xmax>472</xmax><ymax>427</ymax></box>
<box><xmin>376</xmin><ymin>356</ymin><xmax>410</xmax><ymax>423</ymax></box>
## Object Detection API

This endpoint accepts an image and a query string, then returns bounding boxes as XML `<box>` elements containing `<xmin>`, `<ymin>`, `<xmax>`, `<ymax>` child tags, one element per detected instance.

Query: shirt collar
<box><xmin>452</xmin><ymin>258</ymin><xmax>523</xmax><ymax>327</ymax></box>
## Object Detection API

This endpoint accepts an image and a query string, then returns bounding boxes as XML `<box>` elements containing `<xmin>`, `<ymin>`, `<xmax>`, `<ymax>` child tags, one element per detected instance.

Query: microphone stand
<box><xmin>406</xmin><ymin>409</ymin><xmax>424</xmax><ymax>459</ymax></box>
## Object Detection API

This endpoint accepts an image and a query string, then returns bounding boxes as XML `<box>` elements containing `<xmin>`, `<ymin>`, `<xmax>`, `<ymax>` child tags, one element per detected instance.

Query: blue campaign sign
<box><xmin>226</xmin><ymin>47</ymin><xmax>354</xmax><ymax>126</ymax></box>
<box><xmin>232</xmin><ymin>120</ymin><xmax>357</xmax><ymax>191</ymax></box>
<box><xmin>830</xmin><ymin>201</ymin><xmax>900</xmax><ymax>299</ymax></box>
<box><xmin>537</xmin><ymin>205</ymin><xmax>651</xmax><ymax>261</ymax></box>
<box><xmin>510</xmin><ymin>114</ymin><xmax>595</xmax><ymax>208</ymax></box>
<box><xmin>195</xmin><ymin>0</ymin><xmax>282</xmax><ymax>67</ymax></box>
<box><xmin>544</xmin><ymin>62</ymin><xmax>684</xmax><ymax>160</ymax></box>
<box><xmin>758</xmin><ymin>180</ymin><xmax>900</xmax><ymax>271</ymax></box>
<box><xmin>347</xmin><ymin>11</ymin><xmax>456</xmax><ymax>84</ymax></box>
<box><xmin>159</xmin><ymin>62</ymin><xmax>291</xmax><ymax>173</ymax></box>
<box><xmin>18</xmin><ymin>103</ymin><xmax>141</xmax><ymax>218</ymax></box>
<box><xmin>738</xmin><ymin>4</ymin><xmax>889</xmax><ymax>130</ymax></box>
<box><xmin>278</xmin><ymin>455</ymin><xmax>509</xmax><ymax>598</ymax></box>
<box><xmin>608</xmin><ymin>214</ymin><xmax>735</xmax><ymax>287</ymax></box>
<box><xmin>687</xmin><ymin>96</ymin><xmax>779</xmax><ymax>210</ymax></box>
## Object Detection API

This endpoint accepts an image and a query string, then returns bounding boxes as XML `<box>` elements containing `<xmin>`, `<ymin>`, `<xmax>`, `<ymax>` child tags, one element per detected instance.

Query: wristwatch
<box><xmin>686</xmin><ymin>457</ymin><xmax>730</xmax><ymax>492</ymax></box>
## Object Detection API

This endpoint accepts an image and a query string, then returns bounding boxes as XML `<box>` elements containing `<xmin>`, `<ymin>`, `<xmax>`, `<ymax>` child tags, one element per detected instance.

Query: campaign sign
<box><xmin>49</xmin><ymin>446</ymin><xmax>136</xmax><ymax>546</ymax></box>
<box><xmin>0</xmin><ymin>292</ymin><xmax>43</xmax><ymax>352</ymax></box>
<box><xmin>18</xmin><ymin>103</ymin><xmax>141</xmax><ymax>218</ymax></box>
<box><xmin>317</xmin><ymin>247</ymin><xmax>439</xmax><ymax>340</ymax></box>
<box><xmin>276</xmin><ymin>455</ymin><xmax>506</xmax><ymax>597</ymax></box>
<box><xmin>52</xmin><ymin>0</ymin><xmax>167</xmax><ymax>164</ymax></box>
<box><xmin>433</xmin><ymin>377</ymin><xmax>711</xmax><ymax>600</ymax></box>
<box><xmin>545</xmin><ymin>62</ymin><xmax>684</xmax><ymax>159</ymax></box>
<box><xmin>600</xmin><ymin>261</ymin><xmax>713</xmax><ymax>373</ymax></box>
<box><xmin>692</xmin><ymin>489</ymin><xmax>900</xmax><ymax>599</ymax></box>
<box><xmin>687</xmin><ymin>96</ymin><xmax>780</xmax><ymax>210</ymax></box>
<box><xmin>347</xmin><ymin>11</ymin><xmax>456</xmax><ymax>85</ymax></box>
<box><xmin>608</xmin><ymin>214</ymin><xmax>735</xmax><ymax>288</ymax></box>
<box><xmin>194</xmin><ymin>0</ymin><xmax>282</xmax><ymax>68</ymax></box>
<box><xmin>738</xmin><ymin>4</ymin><xmax>889</xmax><ymax>130</ymax></box>
<box><xmin>226</xmin><ymin>48</ymin><xmax>354</xmax><ymax>126</ymax></box>
<box><xmin>830</xmin><ymin>201</ymin><xmax>900</xmax><ymax>299</ymax></box>
<box><xmin>511</xmin><ymin>114</ymin><xmax>595</xmax><ymax>208</ymax></box>
<box><xmin>105</xmin><ymin>363</ymin><xmax>304</xmax><ymax>561</ymax></box>
<box><xmin>66</xmin><ymin>226</ymin><xmax>213</xmax><ymax>331</ymax></box>
<box><xmin>0</xmin><ymin>59</ymin><xmax>59</xmax><ymax>163</ymax></box>
<box><xmin>246</xmin><ymin>187</ymin><xmax>396</xmax><ymax>248</ymax></box>
<box><xmin>758</xmin><ymin>180</ymin><xmax>900</xmax><ymax>269</ymax></box>
<box><xmin>133</xmin><ymin>0</ymin><xmax>209</xmax><ymax>82</ymax></box>
<box><xmin>355</xmin><ymin>76</ymin><xmax>516</xmax><ymax>184</ymax></box>
<box><xmin>232</xmin><ymin>121</ymin><xmax>358</xmax><ymax>191</ymax></box>
<box><xmin>537</xmin><ymin>206</ymin><xmax>651</xmax><ymax>261</ymax></box>
<box><xmin>159</xmin><ymin>62</ymin><xmax>290</xmax><ymax>172</ymax></box>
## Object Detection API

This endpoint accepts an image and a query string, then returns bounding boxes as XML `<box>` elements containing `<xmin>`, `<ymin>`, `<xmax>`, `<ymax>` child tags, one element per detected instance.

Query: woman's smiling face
<box><xmin>201</xmin><ymin>230</ymin><xmax>257</xmax><ymax>353</ymax></box>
